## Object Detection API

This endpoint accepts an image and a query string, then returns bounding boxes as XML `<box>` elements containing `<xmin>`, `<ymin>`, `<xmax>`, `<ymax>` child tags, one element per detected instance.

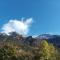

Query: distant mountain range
<box><xmin>37</xmin><ymin>34</ymin><xmax>60</xmax><ymax>47</ymax></box>
<box><xmin>0</xmin><ymin>32</ymin><xmax>60</xmax><ymax>47</ymax></box>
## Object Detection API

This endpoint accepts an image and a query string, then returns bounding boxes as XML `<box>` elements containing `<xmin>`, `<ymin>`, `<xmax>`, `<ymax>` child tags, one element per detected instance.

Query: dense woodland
<box><xmin>0</xmin><ymin>32</ymin><xmax>60</xmax><ymax>60</ymax></box>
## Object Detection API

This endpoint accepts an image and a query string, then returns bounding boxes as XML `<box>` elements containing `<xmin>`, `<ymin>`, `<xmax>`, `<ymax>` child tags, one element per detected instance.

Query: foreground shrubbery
<box><xmin>0</xmin><ymin>40</ymin><xmax>60</xmax><ymax>60</ymax></box>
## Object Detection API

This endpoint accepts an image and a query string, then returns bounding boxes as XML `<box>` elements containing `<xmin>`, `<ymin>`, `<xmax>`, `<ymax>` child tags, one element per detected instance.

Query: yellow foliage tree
<box><xmin>39</xmin><ymin>40</ymin><xmax>50</xmax><ymax>60</ymax></box>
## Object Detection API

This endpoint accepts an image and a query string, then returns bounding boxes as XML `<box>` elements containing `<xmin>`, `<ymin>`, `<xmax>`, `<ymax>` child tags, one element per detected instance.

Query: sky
<box><xmin>0</xmin><ymin>0</ymin><xmax>60</xmax><ymax>35</ymax></box>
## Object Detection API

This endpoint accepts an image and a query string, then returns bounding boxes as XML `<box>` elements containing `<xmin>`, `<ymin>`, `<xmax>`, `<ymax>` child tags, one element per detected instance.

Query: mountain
<box><xmin>37</xmin><ymin>34</ymin><xmax>54</xmax><ymax>39</ymax></box>
<box><xmin>0</xmin><ymin>32</ymin><xmax>60</xmax><ymax>47</ymax></box>
<box><xmin>37</xmin><ymin>34</ymin><xmax>60</xmax><ymax>47</ymax></box>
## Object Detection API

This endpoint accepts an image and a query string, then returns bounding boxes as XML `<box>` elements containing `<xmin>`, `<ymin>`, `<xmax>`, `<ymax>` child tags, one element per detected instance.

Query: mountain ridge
<box><xmin>0</xmin><ymin>32</ymin><xmax>60</xmax><ymax>47</ymax></box>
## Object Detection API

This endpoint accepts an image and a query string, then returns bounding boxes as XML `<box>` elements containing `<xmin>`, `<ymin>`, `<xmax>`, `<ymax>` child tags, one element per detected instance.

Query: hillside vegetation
<box><xmin>0</xmin><ymin>32</ymin><xmax>60</xmax><ymax>60</ymax></box>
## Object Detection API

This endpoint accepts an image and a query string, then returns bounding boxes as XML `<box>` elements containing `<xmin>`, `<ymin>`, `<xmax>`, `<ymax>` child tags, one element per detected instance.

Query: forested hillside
<box><xmin>0</xmin><ymin>32</ymin><xmax>60</xmax><ymax>60</ymax></box>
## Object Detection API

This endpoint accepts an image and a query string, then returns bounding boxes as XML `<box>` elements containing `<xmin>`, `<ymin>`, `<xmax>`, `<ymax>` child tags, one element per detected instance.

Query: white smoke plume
<box><xmin>1</xmin><ymin>18</ymin><xmax>33</xmax><ymax>35</ymax></box>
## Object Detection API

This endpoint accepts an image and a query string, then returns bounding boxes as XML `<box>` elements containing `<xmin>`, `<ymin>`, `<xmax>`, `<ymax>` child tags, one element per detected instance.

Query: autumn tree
<box><xmin>33</xmin><ymin>40</ymin><xmax>58</xmax><ymax>60</ymax></box>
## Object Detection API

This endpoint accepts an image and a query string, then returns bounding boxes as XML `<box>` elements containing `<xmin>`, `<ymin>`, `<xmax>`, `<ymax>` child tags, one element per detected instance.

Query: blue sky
<box><xmin>0</xmin><ymin>0</ymin><xmax>60</xmax><ymax>35</ymax></box>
